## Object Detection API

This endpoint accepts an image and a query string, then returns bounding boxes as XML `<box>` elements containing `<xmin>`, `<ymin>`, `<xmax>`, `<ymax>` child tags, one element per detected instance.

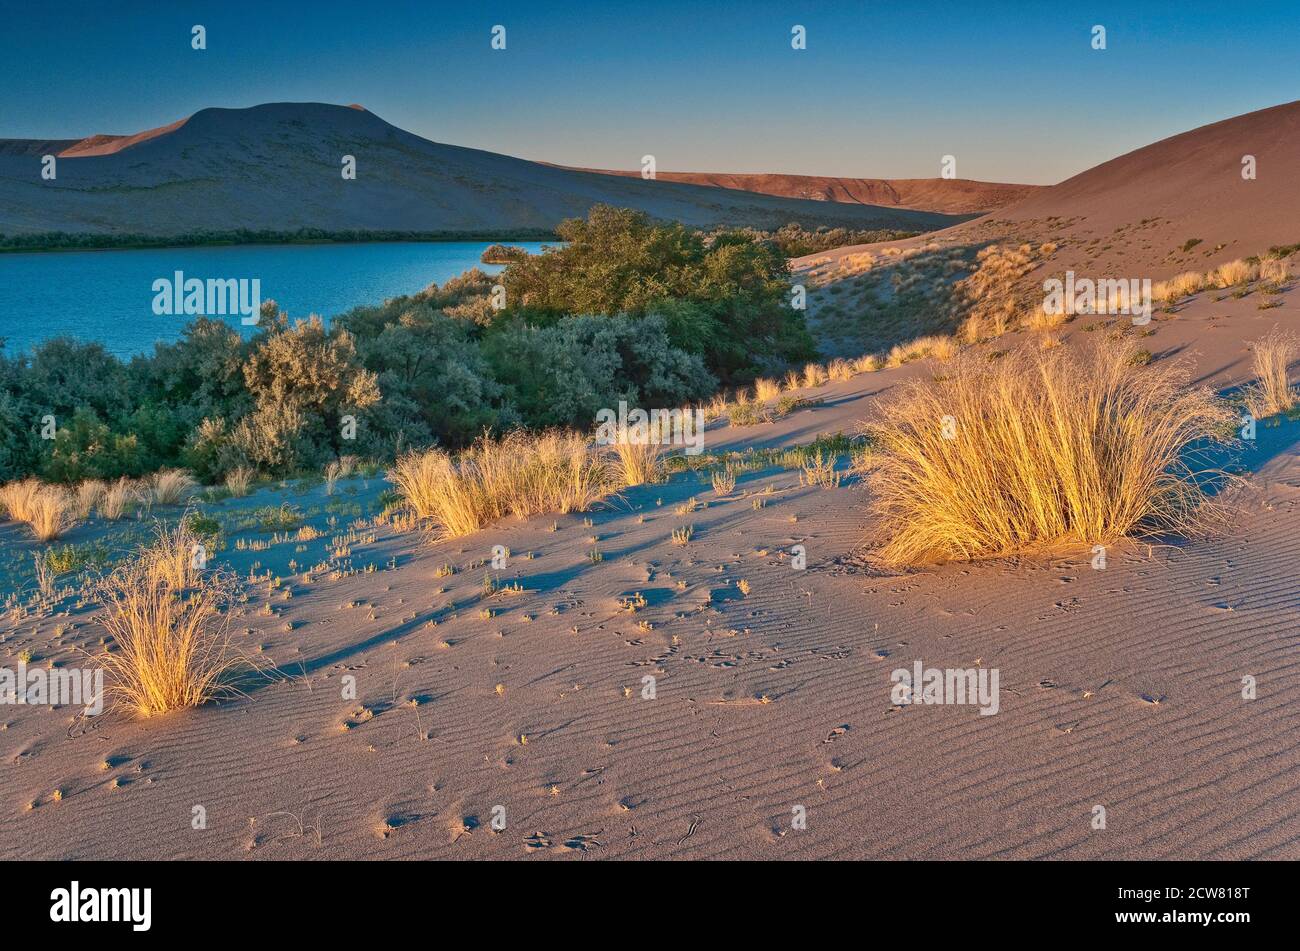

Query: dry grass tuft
<box><xmin>1209</xmin><ymin>258</ymin><xmax>1258</xmax><ymax>289</ymax></box>
<box><xmin>800</xmin><ymin>452</ymin><xmax>842</xmax><ymax>488</ymax></box>
<box><xmin>0</xmin><ymin>480</ymin><xmax>76</xmax><ymax>540</ymax></box>
<box><xmin>612</xmin><ymin>437</ymin><xmax>663</xmax><ymax>487</ymax></box>
<box><xmin>392</xmin><ymin>431</ymin><xmax>618</xmax><ymax>539</ymax></box>
<box><xmin>1243</xmin><ymin>330</ymin><xmax>1297</xmax><ymax>419</ymax></box>
<box><xmin>1026</xmin><ymin>306</ymin><xmax>1067</xmax><ymax>335</ymax></box>
<box><xmin>802</xmin><ymin>363</ymin><xmax>829</xmax><ymax>388</ymax></box>
<box><xmin>827</xmin><ymin>358</ymin><xmax>855</xmax><ymax>382</ymax></box>
<box><xmin>754</xmin><ymin>377</ymin><xmax>782</xmax><ymax>402</ymax></box>
<box><xmin>74</xmin><ymin>480</ymin><xmax>107</xmax><ymax>519</ymax></box>
<box><xmin>1258</xmin><ymin>257</ymin><xmax>1291</xmax><ymax>285</ymax></box>
<box><xmin>0</xmin><ymin>478</ymin><xmax>43</xmax><ymax>524</ymax></box>
<box><xmin>149</xmin><ymin>469</ymin><xmax>196</xmax><ymax>506</ymax></box>
<box><xmin>1153</xmin><ymin>271</ymin><xmax>1205</xmax><ymax>304</ymax></box>
<box><xmin>94</xmin><ymin>522</ymin><xmax>244</xmax><ymax>717</ymax></box>
<box><xmin>224</xmin><ymin>466</ymin><xmax>255</xmax><ymax>498</ymax></box>
<box><xmin>99</xmin><ymin>478</ymin><xmax>138</xmax><ymax>520</ymax></box>
<box><xmin>324</xmin><ymin>460</ymin><xmax>343</xmax><ymax>495</ymax></box>
<box><xmin>860</xmin><ymin>339</ymin><xmax>1234</xmax><ymax>566</ymax></box>
<box><xmin>27</xmin><ymin>488</ymin><xmax>75</xmax><ymax>541</ymax></box>
<box><xmin>886</xmin><ymin>334</ymin><xmax>958</xmax><ymax>367</ymax></box>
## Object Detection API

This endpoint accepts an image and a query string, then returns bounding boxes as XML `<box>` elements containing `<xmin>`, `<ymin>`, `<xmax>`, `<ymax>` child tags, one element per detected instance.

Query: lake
<box><xmin>0</xmin><ymin>240</ymin><xmax>552</xmax><ymax>358</ymax></box>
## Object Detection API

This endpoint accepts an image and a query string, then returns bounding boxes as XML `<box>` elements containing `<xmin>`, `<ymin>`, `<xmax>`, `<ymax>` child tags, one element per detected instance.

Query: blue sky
<box><xmin>3</xmin><ymin>0</ymin><xmax>1299</xmax><ymax>184</ymax></box>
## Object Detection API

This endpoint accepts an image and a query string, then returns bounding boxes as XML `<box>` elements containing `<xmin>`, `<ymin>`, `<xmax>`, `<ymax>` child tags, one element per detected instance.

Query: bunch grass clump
<box><xmin>1243</xmin><ymin>330</ymin><xmax>1297</xmax><ymax>419</ymax></box>
<box><xmin>149</xmin><ymin>469</ymin><xmax>197</xmax><ymax>505</ymax></box>
<box><xmin>0</xmin><ymin>479</ymin><xmax>76</xmax><ymax>541</ymax></box>
<box><xmin>392</xmin><ymin>431</ymin><xmax>618</xmax><ymax>539</ymax></box>
<box><xmin>223</xmin><ymin>466</ymin><xmax>256</xmax><ymax>498</ymax></box>
<box><xmin>99</xmin><ymin>477</ymin><xmax>138</xmax><ymax>520</ymax></box>
<box><xmin>612</xmin><ymin>436</ymin><xmax>663</xmax><ymax>487</ymax></box>
<box><xmin>94</xmin><ymin>521</ymin><xmax>244</xmax><ymax>717</ymax></box>
<box><xmin>859</xmin><ymin>339</ymin><xmax>1234</xmax><ymax>566</ymax></box>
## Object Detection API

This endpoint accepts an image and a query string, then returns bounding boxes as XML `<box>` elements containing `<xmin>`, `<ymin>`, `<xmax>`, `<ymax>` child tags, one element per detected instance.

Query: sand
<box><xmin>1</xmin><ymin>280</ymin><xmax>1296</xmax><ymax>859</ymax></box>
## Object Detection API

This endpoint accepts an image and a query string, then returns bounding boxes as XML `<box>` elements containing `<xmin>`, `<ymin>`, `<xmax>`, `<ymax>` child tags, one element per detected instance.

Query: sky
<box><xmin>3</xmin><ymin>0</ymin><xmax>1299</xmax><ymax>185</ymax></box>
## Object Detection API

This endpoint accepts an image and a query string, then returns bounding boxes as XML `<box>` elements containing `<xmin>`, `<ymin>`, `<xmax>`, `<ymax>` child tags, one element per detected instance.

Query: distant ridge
<box><xmin>550</xmin><ymin>166</ymin><xmax>1039</xmax><ymax>215</ymax></box>
<box><xmin>0</xmin><ymin>102</ymin><xmax>971</xmax><ymax>238</ymax></box>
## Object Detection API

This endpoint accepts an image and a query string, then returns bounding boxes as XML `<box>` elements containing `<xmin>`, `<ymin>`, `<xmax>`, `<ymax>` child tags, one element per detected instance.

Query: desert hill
<box><xmin>791</xmin><ymin>99</ymin><xmax>1300</xmax><ymax>302</ymax></box>
<box><xmin>980</xmin><ymin>99</ymin><xmax>1300</xmax><ymax>279</ymax></box>
<box><xmin>0</xmin><ymin>102</ymin><xmax>968</xmax><ymax>237</ymax></box>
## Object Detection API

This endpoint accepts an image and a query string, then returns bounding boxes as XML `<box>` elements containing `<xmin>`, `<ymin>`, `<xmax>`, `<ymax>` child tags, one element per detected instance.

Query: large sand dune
<box><xmin>0</xmin><ymin>103</ymin><xmax>968</xmax><ymax>237</ymax></box>
<box><xmin>797</xmin><ymin>100</ymin><xmax>1300</xmax><ymax>285</ymax></box>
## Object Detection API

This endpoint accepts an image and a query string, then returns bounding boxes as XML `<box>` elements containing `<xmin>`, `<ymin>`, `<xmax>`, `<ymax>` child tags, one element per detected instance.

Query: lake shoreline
<box><xmin>0</xmin><ymin>228</ymin><xmax>558</xmax><ymax>255</ymax></box>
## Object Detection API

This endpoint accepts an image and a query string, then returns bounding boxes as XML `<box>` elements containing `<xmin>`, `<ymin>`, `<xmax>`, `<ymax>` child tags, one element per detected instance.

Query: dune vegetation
<box><xmin>859</xmin><ymin>339</ymin><xmax>1235</xmax><ymax>566</ymax></box>
<box><xmin>1244</xmin><ymin>330</ymin><xmax>1298</xmax><ymax>419</ymax></box>
<box><xmin>0</xmin><ymin>206</ymin><xmax>817</xmax><ymax>490</ymax></box>
<box><xmin>391</xmin><ymin>431</ymin><xmax>619</xmax><ymax>539</ymax></box>
<box><xmin>93</xmin><ymin>522</ymin><xmax>245</xmax><ymax>717</ymax></box>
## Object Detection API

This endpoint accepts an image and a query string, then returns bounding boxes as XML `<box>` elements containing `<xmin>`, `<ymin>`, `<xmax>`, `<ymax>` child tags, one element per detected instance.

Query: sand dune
<box><xmin>1</xmin><ymin>280</ymin><xmax>1296</xmax><ymax>859</ymax></box>
<box><xmin>0</xmin><ymin>102</ymin><xmax>968</xmax><ymax>237</ymax></box>
<box><xmin>795</xmin><ymin>100</ymin><xmax>1300</xmax><ymax>286</ymax></box>
<box><xmin>56</xmin><ymin>118</ymin><xmax>189</xmax><ymax>158</ymax></box>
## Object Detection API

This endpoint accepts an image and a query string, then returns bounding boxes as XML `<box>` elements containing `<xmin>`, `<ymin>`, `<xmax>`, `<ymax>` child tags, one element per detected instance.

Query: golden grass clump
<box><xmin>324</xmin><ymin>460</ymin><xmax>343</xmax><ymax>495</ymax></box>
<box><xmin>827</xmin><ymin>358</ymin><xmax>855</xmax><ymax>382</ymax></box>
<box><xmin>612</xmin><ymin>436</ymin><xmax>663</xmax><ymax>487</ymax></box>
<box><xmin>27</xmin><ymin>487</ymin><xmax>75</xmax><ymax>541</ymax></box>
<box><xmin>1258</xmin><ymin>257</ymin><xmax>1291</xmax><ymax>285</ymax></box>
<box><xmin>99</xmin><ymin>477</ymin><xmax>138</xmax><ymax>520</ymax></box>
<box><xmin>710</xmin><ymin>467</ymin><xmax>737</xmax><ymax>495</ymax></box>
<box><xmin>802</xmin><ymin>363</ymin><xmax>829</xmax><ymax>388</ymax></box>
<box><xmin>149</xmin><ymin>468</ymin><xmax>196</xmax><ymax>505</ymax></box>
<box><xmin>800</xmin><ymin>452</ymin><xmax>842</xmax><ymax>489</ymax></box>
<box><xmin>1153</xmin><ymin>271</ymin><xmax>1205</xmax><ymax>304</ymax></box>
<box><xmin>852</xmin><ymin>354</ymin><xmax>883</xmax><ymax>374</ymax></box>
<box><xmin>1243</xmin><ymin>330</ymin><xmax>1297</xmax><ymax>419</ymax></box>
<box><xmin>885</xmin><ymin>334</ymin><xmax>957</xmax><ymax>367</ymax></box>
<box><xmin>392</xmin><ymin>431</ymin><xmax>618</xmax><ymax>539</ymax></box>
<box><xmin>94</xmin><ymin>522</ymin><xmax>242</xmax><ymax>717</ymax></box>
<box><xmin>1026</xmin><ymin>305</ymin><xmax>1067</xmax><ymax>335</ymax></box>
<box><xmin>0</xmin><ymin>480</ymin><xmax>76</xmax><ymax>541</ymax></box>
<box><xmin>1209</xmin><ymin>258</ymin><xmax>1258</xmax><ymax>289</ymax></box>
<box><xmin>859</xmin><ymin>339</ymin><xmax>1234</xmax><ymax>566</ymax></box>
<box><xmin>754</xmin><ymin>377</ymin><xmax>782</xmax><ymax>402</ymax></box>
<box><xmin>0</xmin><ymin>478</ymin><xmax>43</xmax><ymax>523</ymax></box>
<box><xmin>224</xmin><ymin>466</ymin><xmax>255</xmax><ymax>498</ymax></box>
<box><xmin>73</xmin><ymin>480</ymin><xmax>107</xmax><ymax>519</ymax></box>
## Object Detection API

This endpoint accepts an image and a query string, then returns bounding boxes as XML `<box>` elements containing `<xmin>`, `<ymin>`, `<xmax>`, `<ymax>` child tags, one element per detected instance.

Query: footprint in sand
<box><xmin>524</xmin><ymin>832</ymin><xmax>554</xmax><ymax>850</ymax></box>
<box><xmin>561</xmin><ymin>832</ymin><xmax>603</xmax><ymax>852</ymax></box>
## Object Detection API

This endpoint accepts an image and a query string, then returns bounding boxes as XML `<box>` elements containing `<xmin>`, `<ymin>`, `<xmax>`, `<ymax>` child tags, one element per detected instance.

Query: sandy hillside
<box><xmin>550</xmin><ymin>167</ymin><xmax>1039</xmax><ymax>215</ymax></box>
<box><xmin>803</xmin><ymin>100</ymin><xmax>1300</xmax><ymax>288</ymax></box>
<box><xmin>1</xmin><ymin>279</ymin><xmax>1297</xmax><ymax>859</ymax></box>
<box><xmin>0</xmin><ymin>103</ymin><xmax>969</xmax><ymax>237</ymax></box>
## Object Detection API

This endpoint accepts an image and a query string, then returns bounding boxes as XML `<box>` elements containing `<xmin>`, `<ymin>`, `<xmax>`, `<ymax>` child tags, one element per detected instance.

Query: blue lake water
<box><xmin>0</xmin><ymin>241</ymin><xmax>552</xmax><ymax>358</ymax></box>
